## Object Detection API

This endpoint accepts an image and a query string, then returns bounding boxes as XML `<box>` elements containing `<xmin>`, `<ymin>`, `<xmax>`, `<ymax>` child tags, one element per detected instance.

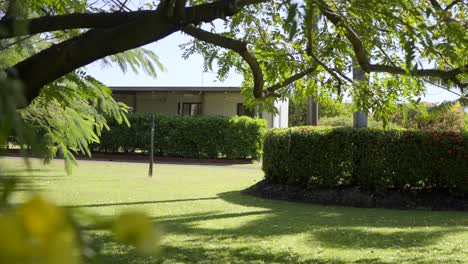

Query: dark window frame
<box><xmin>178</xmin><ymin>102</ymin><xmax>202</xmax><ymax>116</ymax></box>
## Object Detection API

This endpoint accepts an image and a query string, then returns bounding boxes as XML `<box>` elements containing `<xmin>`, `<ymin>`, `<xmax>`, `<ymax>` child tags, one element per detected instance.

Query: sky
<box><xmin>86</xmin><ymin>32</ymin><xmax>460</xmax><ymax>104</ymax></box>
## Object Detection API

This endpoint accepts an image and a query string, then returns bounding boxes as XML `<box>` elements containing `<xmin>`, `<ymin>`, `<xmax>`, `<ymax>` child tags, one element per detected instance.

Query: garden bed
<box><xmin>243</xmin><ymin>180</ymin><xmax>468</xmax><ymax>211</ymax></box>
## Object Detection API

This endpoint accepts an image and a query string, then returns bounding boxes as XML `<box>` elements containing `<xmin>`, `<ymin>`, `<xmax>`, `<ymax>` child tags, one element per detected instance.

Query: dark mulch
<box><xmin>243</xmin><ymin>180</ymin><xmax>468</xmax><ymax>211</ymax></box>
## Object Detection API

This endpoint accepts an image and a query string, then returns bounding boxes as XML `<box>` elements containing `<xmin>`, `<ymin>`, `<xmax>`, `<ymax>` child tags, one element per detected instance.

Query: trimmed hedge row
<box><xmin>94</xmin><ymin>114</ymin><xmax>266</xmax><ymax>159</ymax></box>
<box><xmin>263</xmin><ymin>127</ymin><xmax>468</xmax><ymax>191</ymax></box>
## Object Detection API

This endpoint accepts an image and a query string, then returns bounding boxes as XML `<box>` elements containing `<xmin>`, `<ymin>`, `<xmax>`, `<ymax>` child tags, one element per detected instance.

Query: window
<box><xmin>179</xmin><ymin>103</ymin><xmax>202</xmax><ymax>116</ymax></box>
<box><xmin>237</xmin><ymin>103</ymin><xmax>255</xmax><ymax>117</ymax></box>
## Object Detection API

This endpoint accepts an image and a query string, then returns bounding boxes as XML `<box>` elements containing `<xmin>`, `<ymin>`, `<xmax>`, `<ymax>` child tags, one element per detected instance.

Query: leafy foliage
<box><xmin>182</xmin><ymin>0</ymin><xmax>466</xmax><ymax>119</ymax></box>
<box><xmin>263</xmin><ymin>127</ymin><xmax>468</xmax><ymax>192</ymax></box>
<box><xmin>0</xmin><ymin>15</ymin><xmax>161</xmax><ymax>172</ymax></box>
<box><xmin>18</xmin><ymin>71</ymin><xmax>129</xmax><ymax>174</ymax></box>
<box><xmin>388</xmin><ymin>101</ymin><xmax>466</xmax><ymax>131</ymax></box>
<box><xmin>288</xmin><ymin>95</ymin><xmax>354</xmax><ymax>126</ymax></box>
<box><xmin>100</xmin><ymin>48</ymin><xmax>166</xmax><ymax>79</ymax></box>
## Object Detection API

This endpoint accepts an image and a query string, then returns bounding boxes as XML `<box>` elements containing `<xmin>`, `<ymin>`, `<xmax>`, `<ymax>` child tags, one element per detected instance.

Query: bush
<box><xmin>94</xmin><ymin>114</ymin><xmax>266</xmax><ymax>159</ymax></box>
<box><xmin>390</xmin><ymin>102</ymin><xmax>465</xmax><ymax>131</ymax></box>
<box><xmin>263</xmin><ymin>127</ymin><xmax>468</xmax><ymax>192</ymax></box>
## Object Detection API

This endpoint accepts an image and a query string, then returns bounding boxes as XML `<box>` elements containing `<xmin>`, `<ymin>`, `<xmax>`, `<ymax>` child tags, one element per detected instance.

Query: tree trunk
<box><xmin>306</xmin><ymin>97</ymin><xmax>319</xmax><ymax>126</ymax></box>
<box><xmin>353</xmin><ymin>63</ymin><xmax>368</xmax><ymax>128</ymax></box>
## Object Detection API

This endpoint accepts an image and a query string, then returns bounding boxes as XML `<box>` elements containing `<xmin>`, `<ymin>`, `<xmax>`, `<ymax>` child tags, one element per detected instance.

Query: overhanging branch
<box><xmin>317</xmin><ymin>0</ymin><xmax>467</xmax><ymax>89</ymax></box>
<box><xmin>0</xmin><ymin>0</ymin><xmax>270</xmax><ymax>39</ymax></box>
<box><xmin>183</xmin><ymin>24</ymin><xmax>316</xmax><ymax>98</ymax></box>
<box><xmin>265</xmin><ymin>67</ymin><xmax>316</xmax><ymax>97</ymax></box>
<box><xmin>182</xmin><ymin>24</ymin><xmax>264</xmax><ymax>98</ymax></box>
<box><xmin>0</xmin><ymin>12</ymin><xmax>144</xmax><ymax>39</ymax></box>
<box><xmin>6</xmin><ymin>0</ymin><xmax>270</xmax><ymax>106</ymax></box>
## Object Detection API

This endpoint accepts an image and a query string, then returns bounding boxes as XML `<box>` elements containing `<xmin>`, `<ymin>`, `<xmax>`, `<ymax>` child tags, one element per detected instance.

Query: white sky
<box><xmin>86</xmin><ymin>32</ymin><xmax>460</xmax><ymax>104</ymax></box>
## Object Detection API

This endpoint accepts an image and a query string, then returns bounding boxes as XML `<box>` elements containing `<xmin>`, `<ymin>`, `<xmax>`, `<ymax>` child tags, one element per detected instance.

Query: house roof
<box><xmin>109</xmin><ymin>86</ymin><xmax>241</xmax><ymax>93</ymax></box>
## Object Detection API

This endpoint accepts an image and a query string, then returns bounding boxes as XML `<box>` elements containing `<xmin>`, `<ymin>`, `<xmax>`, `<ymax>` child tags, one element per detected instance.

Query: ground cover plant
<box><xmin>1</xmin><ymin>157</ymin><xmax>467</xmax><ymax>263</ymax></box>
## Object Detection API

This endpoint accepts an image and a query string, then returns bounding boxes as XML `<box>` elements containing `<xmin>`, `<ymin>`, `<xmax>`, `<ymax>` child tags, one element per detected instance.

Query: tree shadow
<box><xmin>89</xmin><ymin>233</ymin><xmax>349</xmax><ymax>264</ymax></box>
<box><xmin>1</xmin><ymin>176</ymin><xmax>57</xmax><ymax>193</ymax></box>
<box><xmin>84</xmin><ymin>191</ymin><xmax>467</xmax><ymax>263</ymax></box>
<box><xmin>311</xmin><ymin>227</ymin><xmax>464</xmax><ymax>249</ymax></box>
<box><xmin>66</xmin><ymin>197</ymin><xmax>220</xmax><ymax>208</ymax></box>
<box><xmin>152</xmin><ymin>191</ymin><xmax>466</xmax><ymax>250</ymax></box>
<box><xmin>1</xmin><ymin>169</ymin><xmax>55</xmax><ymax>174</ymax></box>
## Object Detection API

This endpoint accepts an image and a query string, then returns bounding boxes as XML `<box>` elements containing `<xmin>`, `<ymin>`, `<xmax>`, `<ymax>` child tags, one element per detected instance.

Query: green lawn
<box><xmin>1</xmin><ymin>157</ymin><xmax>467</xmax><ymax>263</ymax></box>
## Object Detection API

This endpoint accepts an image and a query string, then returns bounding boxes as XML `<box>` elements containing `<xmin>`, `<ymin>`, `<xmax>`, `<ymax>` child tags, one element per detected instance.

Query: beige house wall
<box><xmin>113</xmin><ymin>93</ymin><xmax>136</xmax><ymax>109</ymax></box>
<box><xmin>135</xmin><ymin>92</ymin><xmax>202</xmax><ymax>115</ymax></box>
<box><xmin>203</xmin><ymin>92</ymin><xmax>245</xmax><ymax>116</ymax></box>
<box><xmin>114</xmin><ymin>92</ymin><xmax>245</xmax><ymax>116</ymax></box>
<box><xmin>112</xmin><ymin>90</ymin><xmax>288</xmax><ymax>128</ymax></box>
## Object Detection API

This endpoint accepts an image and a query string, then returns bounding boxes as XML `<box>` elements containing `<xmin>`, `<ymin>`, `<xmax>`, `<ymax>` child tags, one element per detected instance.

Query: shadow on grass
<box><xmin>1</xmin><ymin>175</ymin><xmax>59</xmax><ymax>193</ymax></box>
<box><xmin>90</xmin><ymin>234</ymin><xmax>350</xmax><ymax>264</ymax></box>
<box><xmin>67</xmin><ymin>197</ymin><xmax>220</xmax><ymax>208</ymax></box>
<box><xmin>153</xmin><ymin>191</ymin><xmax>466</xmax><ymax>249</ymax></box>
<box><xmin>86</xmin><ymin>191</ymin><xmax>467</xmax><ymax>263</ymax></box>
<box><xmin>1</xmin><ymin>169</ymin><xmax>55</xmax><ymax>173</ymax></box>
<box><xmin>90</xmin><ymin>233</ymin><xmax>466</xmax><ymax>264</ymax></box>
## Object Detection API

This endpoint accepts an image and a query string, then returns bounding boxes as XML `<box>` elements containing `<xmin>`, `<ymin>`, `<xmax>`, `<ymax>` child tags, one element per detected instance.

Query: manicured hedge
<box><xmin>94</xmin><ymin>114</ymin><xmax>266</xmax><ymax>159</ymax></box>
<box><xmin>263</xmin><ymin>127</ymin><xmax>468</xmax><ymax>192</ymax></box>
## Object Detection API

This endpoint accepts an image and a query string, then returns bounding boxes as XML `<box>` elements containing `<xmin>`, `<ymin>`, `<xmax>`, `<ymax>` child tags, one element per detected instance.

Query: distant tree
<box><xmin>390</xmin><ymin>101</ymin><xmax>466</xmax><ymax>131</ymax></box>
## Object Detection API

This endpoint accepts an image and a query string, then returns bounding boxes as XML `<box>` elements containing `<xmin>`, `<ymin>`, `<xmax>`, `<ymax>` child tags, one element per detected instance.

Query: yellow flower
<box><xmin>0</xmin><ymin>213</ymin><xmax>28</xmax><ymax>264</ymax></box>
<box><xmin>17</xmin><ymin>195</ymin><xmax>82</xmax><ymax>264</ymax></box>
<box><xmin>18</xmin><ymin>195</ymin><xmax>66</xmax><ymax>239</ymax></box>
<box><xmin>41</xmin><ymin>228</ymin><xmax>81</xmax><ymax>264</ymax></box>
<box><xmin>112</xmin><ymin>211</ymin><xmax>160</xmax><ymax>255</ymax></box>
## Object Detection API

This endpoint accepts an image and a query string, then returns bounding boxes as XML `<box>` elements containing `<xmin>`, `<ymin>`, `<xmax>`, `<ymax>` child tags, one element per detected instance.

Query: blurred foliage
<box><xmin>464</xmin><ymin>112</ymin><xmax>468</xmax><ymax>132</ymax></box>
<box><xmin>0</xmin><ymin>1</ymin><xmax>166</xmax><ymax>263</ymax></box>
<box><xmin>0</xmin><ymin>193</ymin><xmax>160</xmax><ymax>264</ymax></box>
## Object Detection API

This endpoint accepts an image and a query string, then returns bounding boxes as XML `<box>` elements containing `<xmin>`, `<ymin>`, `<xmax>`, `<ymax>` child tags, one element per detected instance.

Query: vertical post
<box><xmin>148</xmin><ymin>114</ymin><xmax>154</xmax><ymax>177</ymax></box>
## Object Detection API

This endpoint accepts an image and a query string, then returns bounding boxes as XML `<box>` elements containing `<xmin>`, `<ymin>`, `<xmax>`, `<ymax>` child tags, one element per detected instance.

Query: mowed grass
<box><xmin>1</xmin><ymin>157</ymin><xmax>467</xmax><ymax>264</ymax></box>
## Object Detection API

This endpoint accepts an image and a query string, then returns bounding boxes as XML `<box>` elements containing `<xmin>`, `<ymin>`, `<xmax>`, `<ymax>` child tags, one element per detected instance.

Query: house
<box><xmin>110</xmin><ymin>86</ymin><xmax>289</xmax><ymax>128</ymax></box>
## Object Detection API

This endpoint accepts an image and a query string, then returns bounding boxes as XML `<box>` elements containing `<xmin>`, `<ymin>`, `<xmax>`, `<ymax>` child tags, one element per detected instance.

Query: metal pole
<box><xmin>149</xmin><ymin>114</ymin><xmax>154</xmax><ymax>177</ymax></box>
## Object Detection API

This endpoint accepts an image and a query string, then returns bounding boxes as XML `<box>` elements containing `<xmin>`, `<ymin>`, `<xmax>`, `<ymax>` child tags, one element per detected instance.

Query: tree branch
<box><xmin>317</xmin><ymin>0</ymin><xmax>467</xmax><ymax>89</ymax></box>
<box><xmin>0</xmin><ymin>12</ymin><xmax>144</xmax><ymax>39</ymax></box>
<box><xmin>265</xmin><ymin>67</ymin><xmax>316</xmax><ymax>97</ymax></box>
<box><xmin>6</xmin><ymin>0</ymin><xmax>269</xmax><ymax>106</ymax></box>
<box><xmin>1</xmin><ymin>0</ymin><xmax>18</xmax><ymax>21</ymax></box>
<box><xmin>445</xmin><ymin>0</ymin><xmax>462</xmax><ymax>10</ymax></box>
<box><xmin>0</xmin><ymin>0</ymin><xmax>270</xmax><ymax>39</ymax></box>
<box><xmin>182</xmin><ymin>24</ymin><xmax>264</xmax><ymax>98</ymax></box>
<box><xmin>428</xmin><ymin>0</ymin><xmax>443</xmax><ymax>10</ymax></box>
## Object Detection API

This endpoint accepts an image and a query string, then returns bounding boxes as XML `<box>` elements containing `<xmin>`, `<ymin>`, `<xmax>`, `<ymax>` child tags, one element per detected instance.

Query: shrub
<box><xmin>94</xmin><ymin>114</ymin><xmax>266</xmax><ymax>159</ymax></box>
<box><xmin>263</xmin><ymin>127</ymin><xmax>468</xmax><ymax>192</ymax></box>
<box><xmin>390</xmin><ymin>102</ymin><xmax>466</xmax><ymax>131</ymax></box>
